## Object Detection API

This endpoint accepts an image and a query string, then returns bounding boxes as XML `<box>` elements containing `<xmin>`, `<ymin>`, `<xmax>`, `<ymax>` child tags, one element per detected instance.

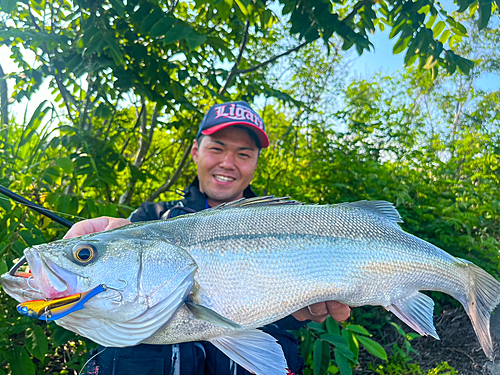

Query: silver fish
<box><xmin>2</xmin><ymin>198</ymin><xmax>500</xmax><ymax>375</ymax></box>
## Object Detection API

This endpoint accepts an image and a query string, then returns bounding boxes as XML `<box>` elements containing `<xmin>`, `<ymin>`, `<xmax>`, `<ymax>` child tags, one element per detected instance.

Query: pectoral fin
<box><xmin>185</xmin><ymin>300</ymin><xmax>242</xmax><ymax>329</ymax></box>
<box><xmin>386</xmin><ymin>292</ymin><xmax>439</xmax><ymax>339</ymax></box>
<box><xmin>210</xmin><ymin>329</ymin><xmax>288</xmax><ymax>375</ymax></box>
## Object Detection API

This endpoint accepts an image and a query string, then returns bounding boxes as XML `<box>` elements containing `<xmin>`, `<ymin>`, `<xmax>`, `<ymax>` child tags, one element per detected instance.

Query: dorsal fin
<box><xmin>211</xmin><ymin>196</ymin><xmax>303</xmax><ymax>210</ymax></box>
<box><xmin>338</xmin><ymin>200</ymin><xmax>404</xmax><ymax>224</ymax></box>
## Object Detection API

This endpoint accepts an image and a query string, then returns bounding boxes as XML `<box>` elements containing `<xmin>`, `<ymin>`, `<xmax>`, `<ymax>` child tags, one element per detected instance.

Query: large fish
<box><xmin>2</xmin><ymin>198</ymin><xmax>500</xmax><ymax>374</ymax></box>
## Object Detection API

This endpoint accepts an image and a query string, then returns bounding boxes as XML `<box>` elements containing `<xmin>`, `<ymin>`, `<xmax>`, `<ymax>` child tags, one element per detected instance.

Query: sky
<box><xmin>350</xmin><ymin>29</ymin><xmax>500</xmax><ymax>91</ymax></box>
<box><xmin>1</xmin><ymin>27</ymin><xmax>499</xmax><ymax>120</ymax></box>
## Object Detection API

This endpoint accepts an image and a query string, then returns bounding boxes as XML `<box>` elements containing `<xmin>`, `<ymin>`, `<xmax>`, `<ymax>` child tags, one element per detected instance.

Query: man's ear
<box><xmin>191</xmin><ymin>139</ymin><xmax>199</xmax><ymax>164</ymax></box>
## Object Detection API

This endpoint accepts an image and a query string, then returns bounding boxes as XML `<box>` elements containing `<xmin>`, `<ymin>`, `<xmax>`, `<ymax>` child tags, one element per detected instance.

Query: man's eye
<box><xmin>210</xmin><ymin>147</ymin><xmax>222</xmax><ymax>152</ymax></box>
<box><xmin>239</xmin><ymin>153</ymin><xmax>250</xmax><ymax>158</ymax></box>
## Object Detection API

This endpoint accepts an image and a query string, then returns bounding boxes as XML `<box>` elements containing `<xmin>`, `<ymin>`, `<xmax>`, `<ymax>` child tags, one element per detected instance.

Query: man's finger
<box><xmin>63</xmin><ymin>217</ymin><xmax>131</xmax><ymax>239</ymax></box>
<box><xmin>308</xmin><ymin>302</ymin><xmax>328</xmax><ymax>317</ymax></box>
<box><xmin>104</xmin><ymin>218</ymin><xmax>132</xmax><ymax>231</ymax></box>
<box><xmin>326</xmin><ymin>301</ymin><xmax>351</xmax><ymax>322</ymax></box>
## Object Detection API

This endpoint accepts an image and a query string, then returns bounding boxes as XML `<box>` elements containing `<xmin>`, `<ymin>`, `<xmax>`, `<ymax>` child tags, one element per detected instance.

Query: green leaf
<box><xmin>0</xmin><ymin>259</ymin><xmax>8</xmax><ymax>275</ymax></box>
<box><xmin>108</xmin><ymin>0</ymin><xmax>125</xmax><ymax>17</ymax></box>
<box><xmin>406</xmin><ymin>332</ymin><xmax>421</xmax><ymax>340</ymax></box>
<box><xmin>103</xmin><ymin>35</ymin><xmax>124</xmax><ymax>65</ymax></box>
<box><xmin>163</xmin><ymin>24</ymin><xmax>192</xmax><ymax>45</ymax></box>
<box><xmin>345</xmin><ymin>325</ymin><xmax>370</xmax><ymax>336</ymax></box>
<box><xmin>357</xmin><ymin>335</ymin><xmax>387</xmax><ymax>360</ymax></box>
<box><xmin>307</xmin><ymin>321</ymin><xmax>327</xmax><ymax>333</ymax></box>
<box><xmin>321</xmin><ymin>333</ymin><xmax>349</xmax><ymax>348</ymax></box>
<box><xmin>313</xmin><ymin>339</ymin><xmax>331</xmax><ymax>375</ymax></box>
<box><xmin>325</xmin><ymin>317</ymin><xmax>340</xmax><ymax>335</ymax></box>
<box><xmin>25</xmin><ymin>325</ymin><xmax>49</xmax><ymax>362</ymax></box>
<box><xmin>439</xmin><ymin>29</ymin><xmax>451</xmax><ymax>44</ymax></box>
<box><xmin>417</xmin><ymin>4</ymin><xmax>430</xmax><ymax>14</ymax></box>
<box><xmin>469</xmin><ymin>2</ymin><xmax>479</xmax><ymax>15</ymax></box>
<box><xmin>55</xmin><ymin>157</ymin><xmax>73</xmax><ymax>174</ymax></box>
<box><xmin>425</xmin><ymin>13</ymin><xmax>437</xmax><ymax>28</ymax></box>
<box><xmin>423</xmin><ymin>54</ymin><xmax>437</xmax><ymax>69</ymax></box>
<box><xmin>149</xmin><ymin>16</ymin><xmax>176</xmax><ymax>38</ymax></box>
<box><xmin>51</xmin><ymin>325</ymin><xmax>77</xmax><ymax>346</ymax></box>
<box><xmin>5</xmin><ymin>346</ymin><xmax>36</xmax><ymax>375</ymax></box>
<box><xmin>432</xmin><ymin>21</ymin><xmax>445</xmax><ymax>38</ymax></box>
<box><xmin>478</xmin><ymin>0</ymin><xmax>492</xmax><ymax>29</ymax></box>
<box><xmin>390</xmin><ymin>322</ymin><xmax>407</xmax><ymax>337</ymax></box>
<box><xmin>234</xmin><ymin>0</ymin><xmax>249</xmax><ymax>15</ymax></box>
<box><xmin>1</xmin><ymin>0</ymin><xmax>18</xmax><ymax>12</ymax></box>
<box><xmin>334</xmin><ymin>349</ymin><xmax>352</xmax><ymax>375</ymax></box>
<box><xmin>456</xmin><ymin>56</ymin><xmax>474</xmax><ymax>74</ymax></box>
<box><xmin>452</xmin><ymin>22</ymin><xmax>468</xmax><ymax>36</ymax></box>
<box><xmin>299</xmin><ymin>327</ymin><xmax>314</xmax><ymax>360</ymax></box>
<box><xmin>186</xmin><ymin>31</ymin><xmax>207</xmax><ymax>49</ymax></box>
<box><xmin>393</xmin><ymin>35</ymin><xmax>411</xmax><ymax>54</ymax></box>
<box><xmin>0</xmin><ymin>195</ymin><xmax>12</xmax><ymax>211</ymax></box>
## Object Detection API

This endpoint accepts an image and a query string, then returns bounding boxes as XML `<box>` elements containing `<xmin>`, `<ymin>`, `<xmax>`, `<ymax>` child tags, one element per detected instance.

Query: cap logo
<box><xmin>213</xmin><ymin>104</ymin><xmax>264</xmax><ymax>130</ymax></box>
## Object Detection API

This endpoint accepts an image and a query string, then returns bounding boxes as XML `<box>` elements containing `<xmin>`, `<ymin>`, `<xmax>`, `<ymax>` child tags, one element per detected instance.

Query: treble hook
<box><xmin>102</xmin><ymin>279</ymin><xmax>128</xmax><ymax>303</ymax></box>
<box><xmin>27</xmin><ymin>276</ymin><xmax>41</xmax><ymax>293</ymax></box>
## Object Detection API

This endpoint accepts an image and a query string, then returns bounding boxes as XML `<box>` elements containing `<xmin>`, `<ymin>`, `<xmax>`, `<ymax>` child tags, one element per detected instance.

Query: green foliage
<box><xmin>371</xmin><ymin>358</ymin><xmax>458</xmax><ymax>375</ymax></box>
<box><xmin>0</xmin><ymin>1</ymin><xmax>499</xmax><ymax>374</ymax></box>
<box><xmin>295</xmin><ymin>317</ymin><xmax>388</xmax><ymax>375</ymax></box>
<box><xmin>0</xmin><ymin>289</ymin><xmax>94</xmax><ymax>374</ymax></box>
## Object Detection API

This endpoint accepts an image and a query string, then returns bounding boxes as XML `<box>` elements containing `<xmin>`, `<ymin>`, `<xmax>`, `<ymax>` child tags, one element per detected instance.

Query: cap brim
<box><xmin>201</xmin><ymin>121</ymin><xmax>269</xmax><ymax>148</ymax></box>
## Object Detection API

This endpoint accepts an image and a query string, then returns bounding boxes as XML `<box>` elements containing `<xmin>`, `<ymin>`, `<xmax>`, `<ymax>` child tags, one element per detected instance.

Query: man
<box><xmin>67</xmin><ymin>101</ymin><xmax>350</xmax><ymax>375</ymax></box>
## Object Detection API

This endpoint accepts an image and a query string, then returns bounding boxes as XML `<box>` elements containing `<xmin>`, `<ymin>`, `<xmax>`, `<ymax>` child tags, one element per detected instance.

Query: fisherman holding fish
<box><xmin>64</xmin><ymin>101</ymin><xmax>351</xmax><ymax>375</ymax></box>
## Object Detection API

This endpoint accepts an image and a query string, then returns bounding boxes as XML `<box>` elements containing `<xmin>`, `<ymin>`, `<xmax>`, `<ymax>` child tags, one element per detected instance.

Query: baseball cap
<box><xmin>197</xmin><ymin>101</ymin><xmax>269</xmax><ymax>148</ymax></box>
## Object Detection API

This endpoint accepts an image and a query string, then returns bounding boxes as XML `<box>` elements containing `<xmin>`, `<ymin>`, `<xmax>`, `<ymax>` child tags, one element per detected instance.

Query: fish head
<box><xmin>1</xmin><ymin>225</ymin><xmax>197</xmax><ymax>346</ymax></box>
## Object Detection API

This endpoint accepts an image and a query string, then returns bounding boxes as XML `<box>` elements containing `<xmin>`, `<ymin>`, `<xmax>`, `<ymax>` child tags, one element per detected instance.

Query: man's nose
<box><xmin>219</xmin><ymin>152</ymin><xmax>236</xmax><ymax>168</ymax></box>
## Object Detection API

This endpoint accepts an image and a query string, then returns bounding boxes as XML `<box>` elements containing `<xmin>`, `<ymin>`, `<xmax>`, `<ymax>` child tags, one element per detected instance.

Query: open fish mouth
<box><xmin>5</xmin><ymin>250</ymin><xmax>79</xmax><ymax>300</ymax></box>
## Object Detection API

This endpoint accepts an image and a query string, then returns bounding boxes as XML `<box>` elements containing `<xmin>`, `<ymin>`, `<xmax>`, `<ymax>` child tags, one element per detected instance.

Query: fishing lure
<box><xmin>17</xmin><ymin>284</ymin><xmax>106</xmax><ymax>321</ymax></box>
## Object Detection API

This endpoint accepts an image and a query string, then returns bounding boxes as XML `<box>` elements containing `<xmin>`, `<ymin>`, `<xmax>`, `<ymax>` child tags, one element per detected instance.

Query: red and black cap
<box><xmin>197</xmin><ymin>101</ymin><xmax>269</xmax><ymax>148</ymax></box>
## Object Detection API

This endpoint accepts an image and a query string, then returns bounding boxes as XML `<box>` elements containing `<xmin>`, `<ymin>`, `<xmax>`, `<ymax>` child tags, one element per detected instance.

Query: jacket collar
<box><xmin>181</xmin><ymin>176</ymin><xmax>257</xmax><ymax>211</ymax></box>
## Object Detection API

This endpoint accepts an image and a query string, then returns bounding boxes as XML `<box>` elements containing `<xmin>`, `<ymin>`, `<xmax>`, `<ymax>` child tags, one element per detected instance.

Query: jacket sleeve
<box><xmin>128</xmin><ymin>201</ymin><xmax>172</xmax><ymax>222</ymax></box>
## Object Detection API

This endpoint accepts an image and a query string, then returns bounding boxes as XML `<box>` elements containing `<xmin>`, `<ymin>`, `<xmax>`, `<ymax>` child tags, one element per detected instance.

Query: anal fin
<box><xmin>387</xmin><ymin>292</ymin><xmax>439</xmax><ymax>339</ymax></box>
<box><xmin>210</xmin><ymin>329</ymin><xmax>288</xmax><ymax>375</ymax></box>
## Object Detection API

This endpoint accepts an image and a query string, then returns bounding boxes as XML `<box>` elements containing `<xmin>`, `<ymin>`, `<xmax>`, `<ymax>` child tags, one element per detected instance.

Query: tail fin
<box><xmin>459</xmin><ymin>259</ymin><xmax>500</xmax><ymax>360</ymax></box>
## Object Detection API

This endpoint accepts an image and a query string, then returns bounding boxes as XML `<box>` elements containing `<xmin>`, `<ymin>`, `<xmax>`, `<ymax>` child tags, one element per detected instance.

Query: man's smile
<box><xmin>214</xmin><ymin>174</ymin><xmax>236</xmax><ymax>183</ymax></box>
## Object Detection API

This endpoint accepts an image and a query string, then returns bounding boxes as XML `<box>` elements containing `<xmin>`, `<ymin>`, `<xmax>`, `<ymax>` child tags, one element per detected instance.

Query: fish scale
<box><xmin>2</xmin><ymin>198</ymin><xmax>500</xmax><ymax>375</ymax></box>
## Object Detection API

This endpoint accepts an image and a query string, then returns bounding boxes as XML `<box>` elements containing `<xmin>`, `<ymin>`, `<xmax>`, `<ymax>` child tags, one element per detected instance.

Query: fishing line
<box><xmin>79</xmin><ymin>347</ymin><xmax>108</xmax><ymax>375</ymax></box>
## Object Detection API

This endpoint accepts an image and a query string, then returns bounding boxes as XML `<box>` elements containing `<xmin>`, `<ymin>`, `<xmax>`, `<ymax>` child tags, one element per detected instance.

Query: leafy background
<box><xmin>0</xmin><ymin>0</ymin><xmax>499</xmax><ymax>374</ymax></box>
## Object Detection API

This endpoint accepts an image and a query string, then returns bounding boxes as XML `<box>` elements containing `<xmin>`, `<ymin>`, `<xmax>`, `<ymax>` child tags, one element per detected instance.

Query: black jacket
<box><xmin>85</xmin><ymin>178</ymin><xmax>305</xmax><ymax>375</ymax></box>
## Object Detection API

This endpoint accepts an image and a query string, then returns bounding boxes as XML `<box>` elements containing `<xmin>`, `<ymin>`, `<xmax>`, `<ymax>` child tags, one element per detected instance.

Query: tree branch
<box><xmin>146</xmin><ymin>142</ymin><xmax>192</xmax><ymax>202</ymax></box>
<box><xmin>219</xmin><ymin>20</ymin><xmax>250</xmax><ymax>96</ymax></box>
<box><xmin>119</xmin><ymin>100</ymin><xmax>161</xmax><ymax>206</ymax></box>
<box><xmin>134</xmin><ymin>99</ymin><xmax>159</xmax><ymax>167</ymax></box>
<box><xmin>237</xmin><ymin>40</ymin><xmax>311</xmax><ymax>75</ymax></box>
<box><xmin>343</xmin><ymin>0</ymin><xmax>370</xmax><ymax>24</ymax></box>
<box><xmin>0</xmin><ymin>62</ymin><xmax>8</xmax><ymax>128</ymax></box>
<box><xmin>28</xmin><ymin>6</ymin><xmax>80</xmax><ymax>123</ymax></box>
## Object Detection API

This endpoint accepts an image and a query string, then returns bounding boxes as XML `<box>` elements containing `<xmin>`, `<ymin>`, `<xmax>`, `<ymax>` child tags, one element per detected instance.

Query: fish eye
<box><xmin>73</xmin><ymin>244</ymin><xmax>97</xmax><ymax>263</ymax></box>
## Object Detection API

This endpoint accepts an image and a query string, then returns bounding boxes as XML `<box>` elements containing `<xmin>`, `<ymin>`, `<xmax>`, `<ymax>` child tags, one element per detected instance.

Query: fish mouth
<box><xmin>4</xmin><ymin>250</ymin><xmax>79</xmax><ymax>300</ymax></box>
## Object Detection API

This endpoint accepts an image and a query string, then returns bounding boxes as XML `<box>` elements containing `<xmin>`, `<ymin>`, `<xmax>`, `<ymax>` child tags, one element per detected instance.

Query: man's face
<box><xmin>191</xmin><ymin>126</ymin><xmax>259</xmax><ymax>206</ymax></box>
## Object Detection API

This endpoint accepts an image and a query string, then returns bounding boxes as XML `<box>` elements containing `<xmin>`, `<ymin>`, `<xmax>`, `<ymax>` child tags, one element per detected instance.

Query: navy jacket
<box><xmin>85</xmin><ymin>178</ymin><xmax>305</xmax><ymax>375</ymax></box>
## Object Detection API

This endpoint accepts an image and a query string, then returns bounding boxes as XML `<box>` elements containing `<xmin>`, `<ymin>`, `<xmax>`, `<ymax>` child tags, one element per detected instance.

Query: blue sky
<box><xmin>350</xmin><ymin>29</ymin><xmax>500</xmax><ymax>91</ymax></box>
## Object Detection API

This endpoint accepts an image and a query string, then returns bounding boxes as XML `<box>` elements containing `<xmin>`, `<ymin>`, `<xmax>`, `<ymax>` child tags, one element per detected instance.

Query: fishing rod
<box><xmin>0</xmin><ymin>184</ymin><xmax>73</xmax><ymax>228</ymax></box>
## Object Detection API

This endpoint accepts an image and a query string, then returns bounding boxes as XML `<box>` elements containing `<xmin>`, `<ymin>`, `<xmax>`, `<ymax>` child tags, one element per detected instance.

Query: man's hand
<box><xmin>293</xmin><ymin>301</ymin><xmax>351</xmax><ymax>323</ymax></box>
<box><xmin>63</xmin><ymin>217</ymin><xmax>132</xmax><ymax>239</ymax></box>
